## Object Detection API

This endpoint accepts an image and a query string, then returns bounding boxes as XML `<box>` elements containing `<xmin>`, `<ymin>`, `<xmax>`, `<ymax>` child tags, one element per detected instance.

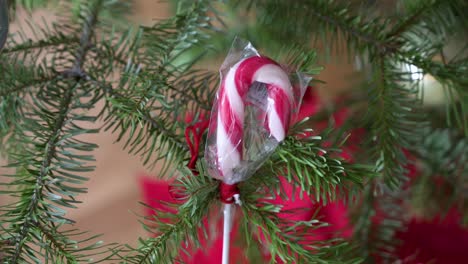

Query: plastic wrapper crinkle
<box><xmin>204</xmin><ymin>38</ymin><xmax>311</xmax><ymax>185</ymax></box>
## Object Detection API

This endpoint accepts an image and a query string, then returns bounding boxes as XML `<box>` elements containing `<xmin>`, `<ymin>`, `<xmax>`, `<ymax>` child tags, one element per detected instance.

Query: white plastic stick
<box><xmin>222</xmin><ymin>203</ymin><xmax>233</xmax><ymax>264</ymax></box>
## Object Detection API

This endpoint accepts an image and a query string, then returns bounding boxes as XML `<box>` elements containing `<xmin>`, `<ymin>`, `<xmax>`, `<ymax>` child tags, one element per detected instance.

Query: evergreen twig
<box><xmin>1</xmin><ymin>0</ymin><xmax>466</xmax><ymax>262</ymax></box>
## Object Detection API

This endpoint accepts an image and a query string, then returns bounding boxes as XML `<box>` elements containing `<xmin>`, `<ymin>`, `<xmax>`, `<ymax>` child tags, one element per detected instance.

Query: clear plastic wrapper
<box><xmin>204</xmin><ymin>38</ymin><xmax>310</xmax><ymax>185</ymax></box>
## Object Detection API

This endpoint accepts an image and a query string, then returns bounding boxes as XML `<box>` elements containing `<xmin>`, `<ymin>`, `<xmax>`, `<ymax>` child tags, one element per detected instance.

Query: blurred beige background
<box><xmin>0</xmin><ymin>0</ymin><xmax>358</xmax><ymax>253</ymax></box>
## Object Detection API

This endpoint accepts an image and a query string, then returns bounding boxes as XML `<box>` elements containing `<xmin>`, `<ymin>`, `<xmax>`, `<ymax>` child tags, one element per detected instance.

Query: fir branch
<box><xmin>386</xmin><ymin>0</ymin><xmax>468</xmax><ymax>134</ymax></box>
<box><xmin>2</xmin><ymin>35</ymin><xmax>79</xmax><ymax>55</ymax></box>
<box><xmin>170</xmin><ymin>69</ymin><xmax>218</xmax><ymax>112</ymax></box>
<box><xmin>235</xmin><ymin>0</ymin><xmax>467</xmax><ymax>136</ymax></box>
<box><xmin>100</xmin><ymin>0</ymin><xmax>218</xmax><ymax>174</ymax></box>
<box><xmin>94</xmin><ymin>27</ymin><xmax>143</xmax><ymax>74</ymax></box>
<box><xmin>139</xmin><ymin>0</ymin><xmax>216</xmax><ymax>72</ymax></box>
<box><xmin>73</xmin><ymin>0</ymin><xmax>101</xmax><ymax>71</ymax></box>
<box><xmin>1</xmin><ymin>0</ymin><xmax>466</xmax><ymax>262</ymax></box>
<box><xmin>233</xmin><ymin>0</ymin><xmax>398</xmax><ymax>54</ymax></box>
<box><xmin>351</xmin><ymin>183</ymin><xmax>405</xmax><ymax>263</ymax></box>
<box><xmin>121</xmin><ymin>0</ymin><xmax>218</xmax><ymax>114</ymax></box>
<box><xmin>399</xmin><ymin>54</ymin><xmax>468</xmax><ymax>133</ymax></box>
<box><xmin>122</xmin><ymin>167</ymin><xmax>218</xmax><ymax>263</ymax></box>
<box><xmin>385</xmin><ymin>2</ymin><xmax>434</xmax><ymax>39</ymax></box>
<box><xmin>0</xmin><ymin>68</ymin><xmax>57</xmax><ymax>98</ymax></box>
<box><xmin>131</xmin><ymin>0</ymin><xmax>212</xmax><ymax>76</ymax></box>
<box><xmin>102</xmin><ymin>80</ymin><xmax>188</xmax><ymax>174</ymax></box>
<box><xmin>36</xmin><ymin>222</ymin><xmax>75</xmax><ymax>261</ymax></box>
<box><xmin>240</xmin><ymin>183</ymin><xmax>362</xmax><ymax>263</ymax></box>
<box><xmin>410</xmin><ymin>129</ymin><xmax>468</xmax><ymax>222</ymax></box>
<box><xmin>1</xmin><ymin>17</ymin><xmax>81</xmax><ymax>67</ymax></box>
<box><xmin>351</xmin><ymin>185</ymin><xmax>374</xmax><ymax>260</ymax></box>
<box><xmin>1</xmin><ymin>0</ymin><xmax>113</xmax><ymax>262</ymax></box>
<box><xmin>8</xmin><ymin>81</ymin><xmax>76</xmax><ymax>263</ymax></box>
<box><xmin>130</xmin><ymin>213</ymin><xmax>197</xmax><ymax>264</ymax></box>
<box><xmin>366</xmin><ymin>57</ymin><xmax>425</xmax><ymax>188</ymax></box>
<box><xmin>238</xmin><ymin>131</ymin><xmax>375</xmax><ymax>262</ymax></box>
<box><xmin>264</xmin><ymin>133</ymin><xmax>372</xmax><ymax>204</ymax></box>
<box><xmin>302</xmin><ymin>1</ymin><xmax>396</xmax><ymax>54</ymax></box>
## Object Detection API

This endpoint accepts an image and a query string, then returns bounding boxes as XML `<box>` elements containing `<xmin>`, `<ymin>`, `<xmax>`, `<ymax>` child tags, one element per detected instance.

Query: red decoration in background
<box><xmin>140</xmin><ymin>87</ymin><xmax>468</xmax><ymax>263</ymax></box>
<box><xmin>292</xmin><ymin>85</ymin><xmax>321</xmax><ymax>124</ymax></box>
<box><xmin>395</xmin><ymin>208</ymin><xmax>468</xmax><ymax>264</ymax></box>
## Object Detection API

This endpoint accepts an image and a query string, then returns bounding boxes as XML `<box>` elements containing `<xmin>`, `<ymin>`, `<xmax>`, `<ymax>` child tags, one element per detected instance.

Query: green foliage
<box><xmin>120</xmin><ymin>166</ymin><xmax>218</xmax><ymax>263</ymax></box>
<box><xmin>0</xmin><ymin>0</ymin><xmax>134</xmax><ymax>261</ymax></box>
<box><xmin>410</xmin><ymin>129</ymin><xmax>468</xmax><ymax>223</ymax></box>
<box><xmin>240</xmin><ymin>134</ymin><xmax>371</xmax><ymax>263</ymax></box>
<box><xmin>231</xmin><ymin>0</ymin><xmax>467</xmax><ymax>187</ymax></box>
<box><xmin>101</xmin><ymin>0</ymin><xmax>221</xmax><ymax>175</ymax></box>
<box><xmin>264</xmin><ymin>132</ymin><xmax>372</xmax><ymax>204</ymax></box>
<box><xmin>230</xmin><ymin>0</ymin><xmax>467</xmax><ymax>260</ymax></box>
<box><xmin>366</xmin><ymin>58</ymin><xmax>426</xmax><ymax>189</ymax></box>
<box><xmin>351</xmin><ymin>183</ymin><xmax>406</xmax><ymax>263</ymax></box>
<box><xmin>240</xmin><ymin>197</ymin><xmax>362</xmax><ymax>264</ymax></box>
<box><xmin>1</xmin><ymin>0</ymin><xmax>467</xmax><ymax>262</ymax></box>
<box><xmin>123</xmin><ymin>147</ymin><xmax>366</xmax><ymax>264</ymax></box>
<box><xmin>0</xmin><ymin>78</ymin><xmax>108</xmax><ymax>262</ymax></box>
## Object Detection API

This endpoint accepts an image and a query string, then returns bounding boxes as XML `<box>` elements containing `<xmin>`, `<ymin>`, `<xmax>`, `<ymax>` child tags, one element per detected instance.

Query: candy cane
<box><xmin>216</xmin><ymin>56</ymin><xmax>294</xmax><ymax>185</ymax></box>
<box><xmin>209</xmin><ymin>55</ymin><xmax>295</xmax><ymax>264</ymax></box>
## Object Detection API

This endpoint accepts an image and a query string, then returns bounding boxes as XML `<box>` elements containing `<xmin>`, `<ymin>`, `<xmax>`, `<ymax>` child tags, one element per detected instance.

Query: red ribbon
<box><xmin>219</xmin><ymin>182</ymin><xmax>240</xmax><ymax>204</ymax></box>
<box><xmin>169</xmin><ymin>117</ymin><xmax>209</xmax><ymax>200</ymax></box>
<box><xmin>185</xmin><ymin>119</ymin><xmax>209</xmax><ymax>174</ymax></box>
<box><xmin>178</xmin><ymin>116</ymin><xmax>240</xmax><ymax>204</ymax></box>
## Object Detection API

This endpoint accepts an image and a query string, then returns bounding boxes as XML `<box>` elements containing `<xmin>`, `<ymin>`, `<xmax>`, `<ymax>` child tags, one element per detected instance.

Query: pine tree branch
<box><xmin>264</xmin><ymin>134</ymin><xmax>370</xmax><ymax>203</ymax></box>
<box><xmin>240</xmin><ymin>187</ymin><xmax>362</xmax><ymax>263</ymax></box>
<box><xmin>100</xmin><ymin>80</ymin><xmax>187</xmax><ymax>151</ymax></box>
<box><xmin>36</xmin><ymin>222</ymin><xmax>75</xmax><ymax>261</ymax></box>
<box><xmin>0</xmin><ymin>74</ymin><xmax>57</xmax><ymax>98</ymax></box>
<box><xmin>11</xmin><ymin>82</ymin><xmax>76</xmax><ymax>263</ymax></box>
<box><xmin>369</xmin><ymin>57</ymin><xmax>408</xmax><ymax>188</ymax></box>
<box><xmin>385</xmin><ymin>0</ymin><xmax>441</xmax><ymax>39</ymax></box>
<box><xmin>97</xmin><ymin>77</ymin><xmax>188</xmax><ymax>174</ymax></box>
<box><xmin>124</xmin><ymin>0</ymin><xmax>217</xmax><ymax>113</ymax></box>
<box><xmin>73</xmin><ymin>1</ymin><xmax>102</xmax><ymax>72</ymax></box>
<box><xmin>409</xmin><ymin>129</ymin><xmax>468</xmax><ymax>221</ymax></box>
<box><xmin>237</xmin><ymin>0</ymin><xmax>399</xmax><ymax>54</ymax></box>
<box><xmin>95</xmin><ymin>1</ymin><xmax>216</xmax><ymax>173</ymax></box>
<box><xmin>352</xmin><ymin>182</ymin><xmax>405</xmax><ymax>262</ymax></box>
<box><xmin>403</xmin><ymin>55</ymin><xmax>468</xmax><ymax>87</ymax></box>
<box><xmin>137</xmin><ymin>216</ymin><xmax>186</xmax><ymax>264</ymax></box>
<box><xmin>401</xmin><ymin>54</ymin><xmax>468</xmax><ymax>133</ymax></box>
<box><xmin>305</xmin><ymin>2</ymin><xmax>397</xmax><ymax>54</ymax></box>
<box><xmin>124</xmin><ymin>169</ymin><xmax>218</xmax><ymax>263</ymax></box>
<box><xmin>1</xmin><ymin>36</ymin><xmax>80</xmax><ymax>55</ymax></box>
<box><xmin>4</xmin><ymin>1</ymin><xmax>106</xmax><ymax>262</ymax></box>
<box><xmin>241</xmin><ymin>200</ymin><xmax>360</xmax><ymax>264</ymax></box>
<box><xmin>352</xmin><ymin>185</ymin><xmax>374</xmax><ymax>260</ymax></box>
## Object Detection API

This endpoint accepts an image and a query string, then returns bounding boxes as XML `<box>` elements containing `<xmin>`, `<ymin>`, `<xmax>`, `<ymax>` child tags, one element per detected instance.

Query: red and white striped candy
<box><xmin>216</xmin><ymin>56</ymin><xmax>293</xmax><ymax>184</ymax></box>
